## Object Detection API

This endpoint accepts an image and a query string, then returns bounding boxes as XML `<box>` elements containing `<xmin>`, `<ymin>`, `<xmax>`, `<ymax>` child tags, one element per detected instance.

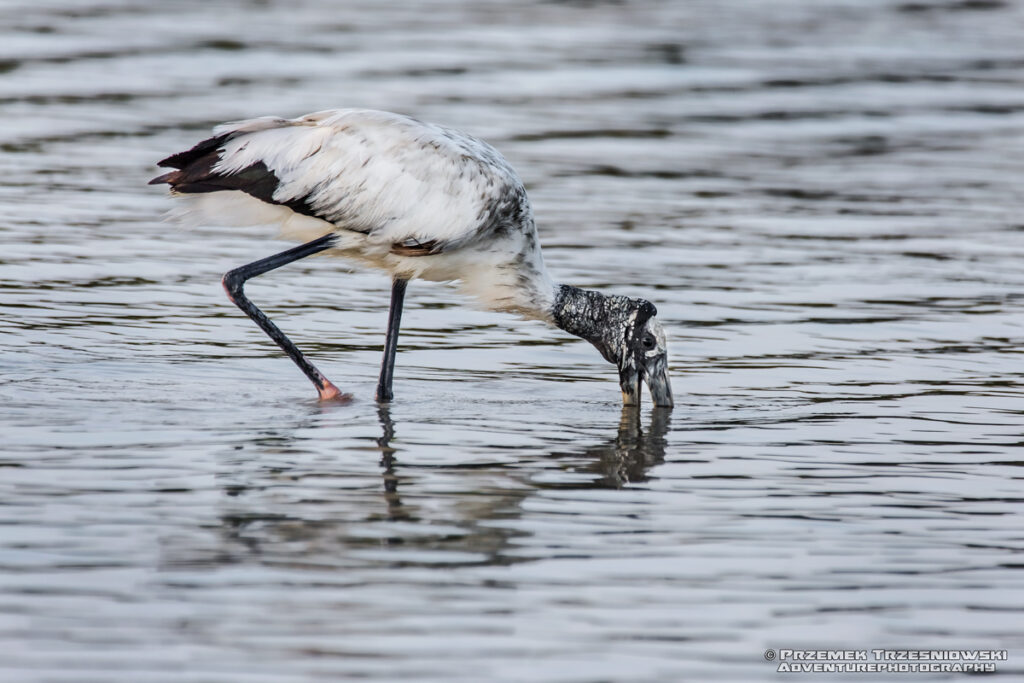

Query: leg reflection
<box><xmin>376</xmin><ymin>403</ymin><xmax>411</xmax><ymax>520</ymax></box>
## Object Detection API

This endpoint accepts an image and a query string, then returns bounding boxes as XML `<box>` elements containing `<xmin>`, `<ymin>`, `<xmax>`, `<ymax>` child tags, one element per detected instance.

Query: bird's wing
<box><xmin>151</xmin><ymin>109</ymin><xmax>529</xmax><ymax>255</ymax></box>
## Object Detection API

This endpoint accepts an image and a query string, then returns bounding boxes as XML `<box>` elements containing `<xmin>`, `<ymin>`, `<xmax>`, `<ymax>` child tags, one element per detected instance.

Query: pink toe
<box><xmin>317</xmin><ymin>381</ymin><xmax>352</xmax><ymax>403</ymax></box>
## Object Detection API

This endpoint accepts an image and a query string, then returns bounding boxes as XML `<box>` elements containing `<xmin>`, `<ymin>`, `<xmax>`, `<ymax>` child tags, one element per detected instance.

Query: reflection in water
<box><xmin>368</xmin><ymin>405</ymin><xmax>671</xmax><ymax>557</ymax></box>
<box><xmin>542</xmin><ymin>408</ymin><xmax>672</xmax><ymax>489</ymax></box>
<box><xmin>199</xmin><ymin>406</ymin><xmax>671</xmax><ymax>570</ymax></box>
<box><xmin>588</xmin><ymin>407</ymin><xmax>671</xmax><ymax>488</ymax></box>
<box><xmin>376</xmin><ymin>404</ymin><xmax>409</xmax><ymax>522</ymax></box>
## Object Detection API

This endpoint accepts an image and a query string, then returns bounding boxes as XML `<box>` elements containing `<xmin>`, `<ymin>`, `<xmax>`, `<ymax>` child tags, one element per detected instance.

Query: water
<box><xmin>2</xmin><ymin>0</ymin><xmax>1023</xmax><ymax>680</ymax></box>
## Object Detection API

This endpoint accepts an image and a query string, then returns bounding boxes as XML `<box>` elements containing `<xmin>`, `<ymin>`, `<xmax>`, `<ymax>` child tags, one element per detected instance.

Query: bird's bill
<box><xmin>643</xmin><ymin>356</ymin><xmax>674</xmax><ymax>408</ymax></box>
<box><xmin>619</xmin><ymin>356</ymin><xmax>674</xmax><ymax>408</ymax></box>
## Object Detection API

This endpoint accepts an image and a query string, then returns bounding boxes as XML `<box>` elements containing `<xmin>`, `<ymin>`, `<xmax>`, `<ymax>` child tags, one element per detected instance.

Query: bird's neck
<box><xmin>551</xmin><ymin>284</ymin><xmax>629</xmax><ymax>365</ymax></box>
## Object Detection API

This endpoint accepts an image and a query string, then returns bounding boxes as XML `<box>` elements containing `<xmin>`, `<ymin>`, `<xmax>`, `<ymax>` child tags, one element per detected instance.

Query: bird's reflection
<box><xmin>585</xmin><ymin>407</ymin><xmax>671</xmax><ymax>488</ymax></box>
<box><xmin>376</xmin><ymin>404</ymin><xmax>671</xmax><ymax>507</ymax></box>
<box><xmin>538</xmin><ymin>407</ymin><xmax>671</xmax><ymax>489</ymax></box>
<box><xmin>184</xmin><ymin>404</ymin><xmax>671</xmax><ymax>570</ymax></box>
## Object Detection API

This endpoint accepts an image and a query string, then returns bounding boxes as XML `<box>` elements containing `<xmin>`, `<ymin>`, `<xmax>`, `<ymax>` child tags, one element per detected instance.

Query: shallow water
<box><xmin>2</xmin><ymin>0</ymin><xmax>1024</xmax><ymax>680</ymax></box>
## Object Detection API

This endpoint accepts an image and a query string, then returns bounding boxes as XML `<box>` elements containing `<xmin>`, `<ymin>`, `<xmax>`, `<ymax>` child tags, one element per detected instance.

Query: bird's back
<box><xmin>153</xmin><ymin>109</ymin><xmax>555</xmax><ymax>319</ymax></box>
<box><xmin>153</xmin><ymin>109</ymin><xmax>530</xmax><ymax>257</ymax></box>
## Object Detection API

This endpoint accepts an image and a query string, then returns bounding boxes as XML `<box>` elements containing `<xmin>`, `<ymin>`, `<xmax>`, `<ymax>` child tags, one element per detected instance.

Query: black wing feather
<box><xmin>149</xmin><ymin>134</ymin><xmax>317</xmax><ymax>217</ymax></box>
<box><xmin>155</xmin><ymin>132</ymin><xmax>236</xmax><ymax>170</ymax></box>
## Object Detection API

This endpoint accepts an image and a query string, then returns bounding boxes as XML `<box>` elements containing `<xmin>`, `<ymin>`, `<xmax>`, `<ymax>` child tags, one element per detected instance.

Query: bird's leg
<box><xmin>376</xmin><ymin>278</ymin><xmax>408</xmax><ymax>403</ymax></box>
<box><xmin>222</xmin><ymin>234</ymin><xmax>348</xmax><ymax>402</ymax></box>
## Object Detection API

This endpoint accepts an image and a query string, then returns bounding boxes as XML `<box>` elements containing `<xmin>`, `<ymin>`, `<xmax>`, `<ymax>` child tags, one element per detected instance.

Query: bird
<box><xmin>150</xmin><ymin>108</ymin><xmax>673</xmax><ymax>407</ymax></box>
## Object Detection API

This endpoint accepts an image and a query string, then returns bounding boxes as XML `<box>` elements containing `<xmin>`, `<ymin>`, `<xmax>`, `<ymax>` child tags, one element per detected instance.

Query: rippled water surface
<box><xmin>2</xmin><ymin>1</ymin><xmax>1024</xmax><ymax>680</ymax></box>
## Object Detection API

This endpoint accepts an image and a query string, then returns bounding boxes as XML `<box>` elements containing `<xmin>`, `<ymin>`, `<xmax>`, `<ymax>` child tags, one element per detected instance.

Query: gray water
<box><xmin>2</xmin><ymin>1</ymin><xmax>1023</xmax><ymax>681</ymax></box>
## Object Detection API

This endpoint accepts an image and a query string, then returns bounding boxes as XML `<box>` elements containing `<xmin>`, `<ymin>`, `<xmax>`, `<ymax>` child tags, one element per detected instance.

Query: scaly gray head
<box><xmin>552</xmin><ymin>285</ymin><xmax>674</xmax><ymax>407</ymax></box>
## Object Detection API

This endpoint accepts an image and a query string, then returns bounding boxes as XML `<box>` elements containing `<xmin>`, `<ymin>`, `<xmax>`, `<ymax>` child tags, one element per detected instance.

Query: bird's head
<box><xmin>552</xmin><ymin>286</ymin><xmax>674</xmax><ymax>408</ymax></box>
<box><xmin>608</xmin><ymin>298</ymin><xmax>674</xmax><ymax>408</ymax></box>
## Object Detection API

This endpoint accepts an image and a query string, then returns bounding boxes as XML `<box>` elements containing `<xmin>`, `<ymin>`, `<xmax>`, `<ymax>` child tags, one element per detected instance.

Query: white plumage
<box><xmin>167</xmin><ymin>109</ymin><xmax>555</xmax><ymax>319</ymax></box>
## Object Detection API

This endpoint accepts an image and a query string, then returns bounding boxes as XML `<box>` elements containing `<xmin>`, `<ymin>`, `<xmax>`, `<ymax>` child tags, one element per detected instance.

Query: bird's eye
<box><xmin>641</xmin><ymin>333</ymin><xmax>656</xmax><ymax>350</ymax></box>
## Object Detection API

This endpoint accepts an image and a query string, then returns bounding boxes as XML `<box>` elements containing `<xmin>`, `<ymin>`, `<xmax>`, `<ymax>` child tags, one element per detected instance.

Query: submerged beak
<box><xmin>643</xmin><ymin>355</ymin><xmax>674</xmax><ymax>408</ymax></box>
<box><xmin>619</xmin><ymin>355</ymin><xmax>674</xmax><ymax>408</ymax></box>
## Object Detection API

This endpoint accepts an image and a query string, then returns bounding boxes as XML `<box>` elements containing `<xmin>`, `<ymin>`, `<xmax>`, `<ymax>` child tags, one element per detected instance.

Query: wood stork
<box><xmin>150</xmin><ymin>109</ymin><xmax>673</xmax><ymax>407</ymax></box>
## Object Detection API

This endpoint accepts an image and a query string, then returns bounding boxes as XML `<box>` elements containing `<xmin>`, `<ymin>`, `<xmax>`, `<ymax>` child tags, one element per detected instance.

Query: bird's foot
<box><xmin>317</xmin><ymin>379</ymin><xmax>353</xmax><ymax>403</ymax></box>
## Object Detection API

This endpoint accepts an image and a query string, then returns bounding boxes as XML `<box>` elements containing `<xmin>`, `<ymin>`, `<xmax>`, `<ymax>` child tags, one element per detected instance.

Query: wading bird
<box><xmin>150</xmin><ymin>109</ymin><xmax>673</xmax><ymax>407</ymax></box>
